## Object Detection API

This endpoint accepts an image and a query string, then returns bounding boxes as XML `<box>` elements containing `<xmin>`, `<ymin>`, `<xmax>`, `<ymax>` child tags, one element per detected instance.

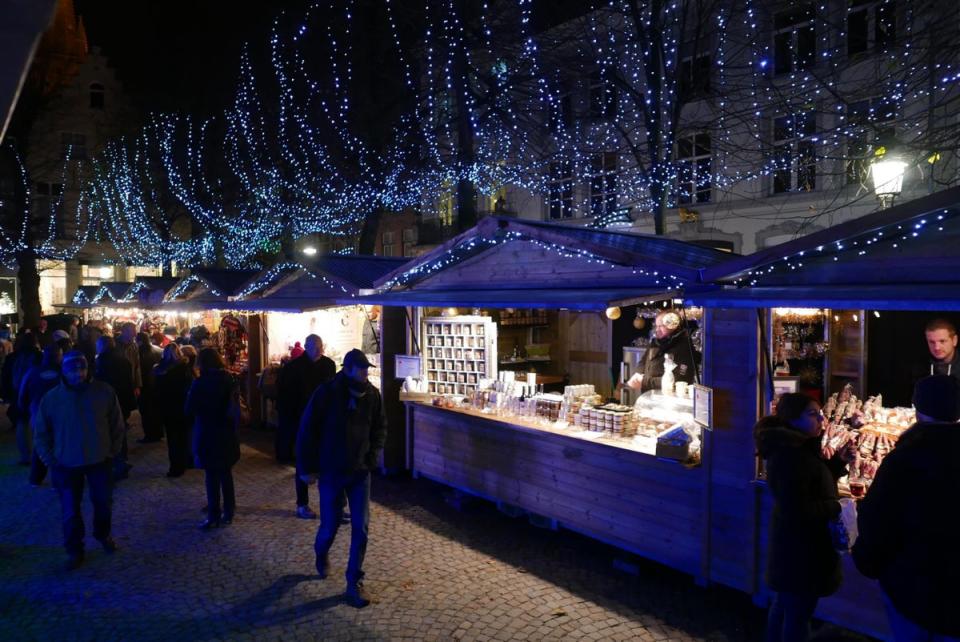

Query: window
<box><xmin>34</xmin><ymin>181</ymin><xmax>63</xmax><ymax>215</ymax></box>
<box><xmin>848</xmin><ymin>0</ymin><xmax>897</xmax><ymax>56</ymax></box>
<box><xmin>89</xmin><ymin>83</ymin><xmax>105</xmax><ymax>109</ymax></box>
<box><xmin>60</xmin><ymin>132</ymin><xmax>86</xmax><ymax>160</ymax></box>
<box><xmin>402</xmin><ymin>227</ymin><xmax>417</xmax><ymax>257</ymax></box>
<box><xmin>772</xmin><ymin>113</ymin><xmax>817</xmax><ymax>193</ymax></box>
<box><xmin>774</xmin><ymin>5</ymin><xmax>816</xmax><ymax>75</ymax></box>
<box><xmin>381</xmin><ymin>231</ymin><xmax>396</xmax><ymax>257</ymax></box>
<box><xmin>680</xmin><ymin>55</ymin><xmax>712</xmax><ymax>100</ymax></box>
<box><xmin>589</xmin><ymin>71</ymin><xmax>617</xmax><ymax>120</ymax></box>
<box><xmin>548</xmin><ymin>160</ymin><xmax>574</xmax><ymax>220</ymax></box>
<box><xmin>676</xmin><ymin>134</ymin><xmax>712</xmax><ymax>204</ymax></box>
<box><xmin>845</xmin><ymin>98</ymin><xmax>897</xmax><ymax>184</ymax></box>
<box><xmin>589</xmin><ymin>152</ymin><xmax>618</xmax><ymax>218</ymax></box>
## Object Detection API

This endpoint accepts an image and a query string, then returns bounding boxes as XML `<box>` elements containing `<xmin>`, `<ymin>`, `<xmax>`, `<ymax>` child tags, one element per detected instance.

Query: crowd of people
<box><xmin>0</xmin><ymin>322</ymin><xmax>386</xmax><ymax>608</ymax></box>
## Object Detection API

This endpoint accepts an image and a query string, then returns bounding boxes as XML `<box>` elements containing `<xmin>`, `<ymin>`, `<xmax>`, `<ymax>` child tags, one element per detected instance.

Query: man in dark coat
<box><xmin>625</xmin><ymin>310</ymin><xmax>700</xmax><ymax>393</ymax></box>
<box><xmin>136</xmin><ymin>332</ymin><xmax>164</xmax><ymax>443</ymax></box>
<box><xmin>297</xmin><ymin>349</ymin><xmax>386</xmax><ymax>608</ymax></box>
<box><xmin>18</xmin><ymin>343</ymin><xmax>63</xmax><ymax>485</ymax></box>
<box><xmin>5</xmin><ymin>332</ymin><xmax>41</xmax><ymax>463</ymax></box>
<box><xmin>276</xmin><ymin>334</ymin><xmax>336</xmax><ymax>518</ymax></box>
<box><xmin>33</xmin><ymin>350</ymin><xmax>124</xmax><ymax>570</ymax></box>
<box><xmin>853</xmin><ymin>375</ymin><xmax>960</xmax><ymax>640</ymax></box>
<box><xmin>95</xmin><ymin>336</ymin><xmax>136</xmax><ymax>480</ymax></box>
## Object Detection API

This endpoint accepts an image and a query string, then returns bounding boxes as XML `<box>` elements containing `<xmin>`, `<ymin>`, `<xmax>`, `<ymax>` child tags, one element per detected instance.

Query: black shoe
<box><xmin>340</xmin><ymin>511</ymin><xmax>351</xmax><ymax>525</ymax></box>
<box><xmin>199</xmin><ymin>518</ymin><xmax>220</xmax><ymax>531</ymax></box>
<box><xmin>221</xmin><ymin>513</ymin><xmax>233</xmax><ymax>525</ymax></box>
<box><xmin>165</xmin><ymin>469</ymin><xmax>184</xmax><ymax>478</ymax></box>
<box><xmin>344</xmin><ymin>582</ymin><xmax>370</xmax><ymax>608</ymax></box>
<box><xmin>99</xmin><ymin>537</ymin><xmax>119</xmax><ymax>553</ymax></box>
<box><xmin>64</xmin><ymin>554</ymin><xmax>84</xmax><ymax>571</ymax></box>
<box><xmin>315</xmin><ymin>553</ymin><xmax>329</xmax><ymax>579</ymax></box>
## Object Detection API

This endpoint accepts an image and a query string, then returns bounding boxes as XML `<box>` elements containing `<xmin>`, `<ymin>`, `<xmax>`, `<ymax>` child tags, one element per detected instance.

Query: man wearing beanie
<box><xmin>853</xmin><ymin>375</ymin><xmax>960</xmax><ymax>640</ymax></box>
<box><xmin>33</xmin><ymin>350</ymin><xmax>125</xmax><ymax>571</ymax></box>
<box><xmin>297</xmin><ymin>348</ymin><xmax>386</xmax><ymax>608</ymax></box>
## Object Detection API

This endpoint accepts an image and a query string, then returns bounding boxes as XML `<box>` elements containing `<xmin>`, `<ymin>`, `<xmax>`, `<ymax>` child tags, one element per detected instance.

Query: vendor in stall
<box><xmin>917</xmin><ymin>318</ymin><xmax>959</xmax><ymax>383</ymax></box>
<box><xmin>625</xmin><ymin>310</ymin><xmax>700</xmax><ymax>393</ymax></box>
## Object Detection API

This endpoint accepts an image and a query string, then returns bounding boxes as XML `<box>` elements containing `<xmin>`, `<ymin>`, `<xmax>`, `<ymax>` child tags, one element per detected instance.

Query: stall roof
<box><xmin>232</xmin><ymin>256</ymin><xmax>408</xmax><ymax>303</ymax></box>
<box><xmin>684</xmin><ymin>284</ymin><xmax>960</xmax><ymax>312</ymax></box>
<box><xmin>121</xmin><ymin>276</ymin><xmax>181</xmax><ymax>302</ymax></box>
<box><xmin>91</xmin><ymin>282</ymin><xmax>133</xmax><ymax>304</ymax></box>
<box><xmin>70</xmin><ymin>285</ymin><xmax>101</xmax><ymax>307</ymax></box>
<box><xmin>356</xmin><ymin>287</ymin><xmax>683</xmax><ymax>311</ymax></box>
<box><xmin>373</xmin><ymin>216</ymin><xmax>734</xmax><ymax>292</ymax></box>
<box><xmin>704</xmin><ymin>185</ymin><xmax>960</xmax><ymax>286</ymax></box>
<box><xmin>166</xmin><ymin>269</ymin><xmax>258</xmax><ymax>302</ymax></box>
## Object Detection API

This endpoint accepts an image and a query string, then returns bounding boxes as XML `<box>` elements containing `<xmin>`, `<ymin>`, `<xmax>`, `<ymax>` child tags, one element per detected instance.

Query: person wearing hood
<box><xmin>625</xmin><ymin>310</ymin><xmax>700</xmax><ymax>393</ymax></box>
<box><xmin>297</xmin><ymin>349</ymin><xmax>386</xmax><ymax>608</ymax></box>
<box><xmin>853</xmin><ymin>375</ymin><xmax>960</xmax><ymax>641</ymax></box>
<box><xmin>914</xmin><ymin>319</ymin><xmax>960</xmax><ymax>387</ymax></box>
<box><xmin>18</xmin><ymin>343</ymin><xmax>63</xmax><ymax>486</ymax></box>
<box><xmin>32</xmin><ymin>350</ymin><xmax>124</xmax><ymax>571</ymax></box>
<box><xmin>185</xmin><ymin>348</ymin><xmax>241</xmax><ymax>530</ymax></box>
<box><xmin>754</xmin><ymin>392</ymin><xmax>857</xmax><ymax>642</ymax></box>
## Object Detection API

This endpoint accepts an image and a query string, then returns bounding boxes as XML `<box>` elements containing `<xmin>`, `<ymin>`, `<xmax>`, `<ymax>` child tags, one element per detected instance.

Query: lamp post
<box><xmin>870</xmin><ymin>151</ymin><xmax>907</xmax><ymax>210</ymax></box>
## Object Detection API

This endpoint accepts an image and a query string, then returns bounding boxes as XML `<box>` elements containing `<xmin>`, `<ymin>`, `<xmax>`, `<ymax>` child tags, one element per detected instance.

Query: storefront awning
<box><xmin>683</xmin><ymin>284</ymin><xmax>960</xmax><ymax>311</ymax></box>
<box><xmin>355</xmin><ymin>288</ymin><xmax>682</xmax><ymax>311</ymax></box>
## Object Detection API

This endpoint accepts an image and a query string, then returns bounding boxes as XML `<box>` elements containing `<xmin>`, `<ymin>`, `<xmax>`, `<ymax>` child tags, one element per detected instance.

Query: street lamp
<box><xmin>870</xmin><ymin>151</ymin><xmax>907</xmax><ymax>210</ymax></box>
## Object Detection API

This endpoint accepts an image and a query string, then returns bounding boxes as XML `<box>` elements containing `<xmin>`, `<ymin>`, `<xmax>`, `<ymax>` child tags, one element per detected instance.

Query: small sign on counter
<box><xmin>395</xmin><ymin>355</ymin><xmax>422</xmax><ymax>379</ymax></box>
<box><xmin>692</xmin><ymin>384</ymin><xmax>713</xmax><ymax>429</ymax></box>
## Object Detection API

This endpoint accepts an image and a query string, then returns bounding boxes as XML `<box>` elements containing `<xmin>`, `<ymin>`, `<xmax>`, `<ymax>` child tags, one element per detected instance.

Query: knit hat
<box><xmin>912</xmin><ymin>375</ymin><xmax>960</xmax><ymax>422</ymax></box>
<box><xmin>62</xmin><ymin>350</ymin><xmax>88</xmax><ymax>370</ymax></box>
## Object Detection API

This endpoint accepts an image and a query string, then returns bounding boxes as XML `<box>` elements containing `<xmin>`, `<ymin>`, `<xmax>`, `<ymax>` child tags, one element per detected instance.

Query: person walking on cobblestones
<box><xmin>154</xmin><ymin>344</ymin><xmax>195</xmax><ymax>478</ymax></box>
<box><xmin>4</xmin><ymin>331</ymin><xmax>41</xmax><ymax>463</ymax></box>
<box><xmin>32</xmin><ymin>350</ymin><xmax>124</xmax><ymax>571</ymax></box>
<box><xmin>18</xmin><ymin>343</ymin><xmax>63</xmax><ymax>486</ymax></box>
<box><xmin>276</xmin><ymin>333</ymin><xmax>336</xmax><ymax>519</ymax></box>
<box><xmin>297</xmin><ymin>348</ymin><xmax>386</xmax><ymax>608</ymax></box>
<box><xmin>186</xmin><ymin>348</ymin><xmax>241</xmax><ymax>530</ymax></box>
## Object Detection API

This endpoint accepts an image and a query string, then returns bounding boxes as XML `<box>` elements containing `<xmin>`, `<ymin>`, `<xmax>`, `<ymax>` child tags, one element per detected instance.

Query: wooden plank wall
<box><xmin>702</xmin><ymin>307</ymin><xmax>761</xmax><ymax>592</ymax></box>
<box><xmin>411</xmin><ymin>404</ymin><xmax>704</xmax><ymax>577</ymax></box>
<box><xmin>561</xmin><ymin>311</ymin><xmax>613</xmax><ymax>398</ymax></box>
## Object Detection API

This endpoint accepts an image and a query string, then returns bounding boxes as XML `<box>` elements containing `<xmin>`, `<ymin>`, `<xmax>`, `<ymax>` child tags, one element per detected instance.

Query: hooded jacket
<box><xmin>296</xmin><ymin>371</ymin><xmax>386</xmax><ymax>478</ymax></box>
<box><xmin>32</xmin><ymin>380</ymin><xmax>125</xmax><ymax>468</ymax></box>
<box><xmin>18</xmin><ymin>364</ymin><xmax>61</xmax><ymax>422</ymax></box>
<box><xmin>185</xmin><ymin>369</ymin><xmax>241</xmax><ymax>469</ymax></box>
<box><xmin>639</xmin><ymin>328</ymin><xmax>700</xmax><ymax>392</ymax></box>
<box><xmin>852</xmin><ymin>422</ymin><xmax>960</xmax><ymax>636</ymax></box>
<box><xmin>754</xmin><ymin>416</ymin><xmax>847</xmax><ymax>597</ymax></box>
<box><xmin>95</xmin><ymin>347</ymin><xmax>137</xmax><ymax>417</ymax></box>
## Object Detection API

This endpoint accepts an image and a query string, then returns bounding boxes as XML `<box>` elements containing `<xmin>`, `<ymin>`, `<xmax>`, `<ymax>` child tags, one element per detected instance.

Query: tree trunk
<box><xmin>358</xmin><ymin>206</ymin><xmax>384</xmax><ymax>255</ymax></box>
<box><xmin>453</xmin><ymin>21</ymin><xmax>477</xmax><ymax>233</ymax></box>
<box><xmin>16</xmin><ymin>252</ymin><xmax>41</xmax><ymax>330</ymax></box>
<box><xmin>649</xmin><ymin>183</ymin><xmax>667</xmax><ymax>235</ymax></box>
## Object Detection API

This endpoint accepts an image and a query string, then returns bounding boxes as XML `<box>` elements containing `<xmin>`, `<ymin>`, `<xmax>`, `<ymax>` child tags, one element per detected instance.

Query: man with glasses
<box><xmin>625</xmin><ymin>310</ymin><xmax>701</xmax><ymax>393</ymax></box>
<box><xmin>33</xmin><ymin>350</ymin><xmax>125</xmax><ymax>571</ymax></box>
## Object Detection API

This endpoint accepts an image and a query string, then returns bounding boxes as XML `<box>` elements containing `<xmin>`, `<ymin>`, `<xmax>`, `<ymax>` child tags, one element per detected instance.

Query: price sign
<box><xmin>395</xmin><ymin>354</ymin><xmax>422</xmax><ymax>379</ymax></box>
<box><xmin>692</xmin><ymin>384</ymin><xmax>713</xmax><ymax>430</ymax></box>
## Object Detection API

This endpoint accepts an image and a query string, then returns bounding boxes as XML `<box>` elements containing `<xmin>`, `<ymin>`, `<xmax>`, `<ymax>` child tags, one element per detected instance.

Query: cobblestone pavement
<box><xmin>0</xmin><ymin>409</ymin><xmax>870</xmax><ymax>641</ymax></box>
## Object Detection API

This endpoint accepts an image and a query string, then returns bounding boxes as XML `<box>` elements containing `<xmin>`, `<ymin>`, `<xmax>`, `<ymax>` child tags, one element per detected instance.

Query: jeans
<box><xmin>15</xmin><ymin>418</ymin><xmax>30</xmax><ymax>463</ymax></box>
<box><xmin>765</xmin><ymin>591</ymin><xmax>820</xmax><ymax>642</ymax></box>
<box><xmin>315</xmin><ymin>471</ymin><xmax>370</xmax><ymax>585</ymax></box>
<box><xmin>885</xmin><ymin>595</ymin><xmax>960</xmax><ymax>642</ymax></box>
<box><xmin>295</xmin><ymin>475</ymin><xmax>309</xmax><ymax>507</ymax></box>
<box><xmin>51</xmin><ymin>461</ymin><xmax>113</xmax><ymax>556</ymax></box>
<box><xmin>204</xmin><ymin>466</ymin><xmax>236</xmax><ymax>520</ymax></box>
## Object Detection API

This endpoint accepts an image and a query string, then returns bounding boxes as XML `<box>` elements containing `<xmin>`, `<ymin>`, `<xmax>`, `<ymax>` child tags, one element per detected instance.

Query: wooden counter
<box><xmin>405</xmin><ymin>402</ymin><xmax>705</xmax><ymax>579</ymax></box>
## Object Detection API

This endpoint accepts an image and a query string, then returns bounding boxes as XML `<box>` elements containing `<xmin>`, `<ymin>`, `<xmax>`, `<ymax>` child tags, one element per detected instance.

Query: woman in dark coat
<box><xmin>185</xmin><ymin>348</ymin><xmax>240</xmax><ymax>530</ymax></box>
<box><xmin>754</xmin><ymin>393</ymin><xmax>856</xmax><ymax>642</ymax></box>
<box><xmin>154</xmin><ymin>344</ymin><xmax>194</xmax><ymax>478</ymax></box>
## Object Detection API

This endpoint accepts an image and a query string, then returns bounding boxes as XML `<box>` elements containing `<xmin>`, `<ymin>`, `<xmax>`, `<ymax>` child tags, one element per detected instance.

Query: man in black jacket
<box><xmin>297</xmin><ymin>349</ymin><xmax>386</xmax><ymax>608</ymax></box>
<box><xmin>276</xmin><ymin>334</ymin><xmax>336</xmax><ymax>518</ymax></box>
<box><xmin>625</xmin><ymin>310</ymin><xmax>700</xmax><ymax>393</ymax></box>
<box><xmin>853</xmin><ymin>375</ymin><xmax>960</xmax><ymax>640</ymax></box>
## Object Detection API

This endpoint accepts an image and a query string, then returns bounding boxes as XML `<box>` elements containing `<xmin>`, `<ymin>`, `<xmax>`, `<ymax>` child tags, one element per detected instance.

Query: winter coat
<box><xmin>139</xmin><ymin>343</ymin><xmax>163</xmax><ymax>393</ymax></box>
<box><xmin>32</xmin><ymin>380</ymin><xmax>125</xmax><ymax>468</ymax></box>
<box><xmin>154</xmin><ymin>361</ymin><xmax>194</xmax><ymax>425</ymax></box>
<box><xmin>276</xmin><ymin>353</ymin><xmax>336</xmax><ymax>431</ymax></box>
<box><xmin>754</xmin><ymin>416</ymin><xmax>847</xmax><ymax>597</ymax></box>
<box><xmin>296</xmin><ymin>371</ymin><xmax>386</xmax><ymax>478</ymax></box>
<box><xmin>639</xmin><ymin>329</ymin><xmax>700</xmax><ymax>392</ymax></box>
<box><xmin>852</xmin><ymin>422</ymin><xmax>960</xmax><ymax>636</ymax></box>
<box><xmin>17</xmin><ymin>365</ymin><xmax>61</xmax><ymax>422</ymax></box>
<box><xmin>95</xmin><ymin>347</ymin><xmax>137</xmax><ymax>417</ymax></box>
<box><xmin>119</xmin><ymin>338</ymin><xmax>142</xmax><ymax>389</ymax></box>
<box><xmin>2</xmin><ymin>347</ymin><xmax>41</xmax><ymax>420</ymax></box>
<box><xmin>185</xmin><ymin>369</ymin><xmax>240</xmax><ymax>469</ymax></box>
<box><xmin>912</xmin><ymin>351</ymin><xmax>960</xmax><ymax>386</ymax></box>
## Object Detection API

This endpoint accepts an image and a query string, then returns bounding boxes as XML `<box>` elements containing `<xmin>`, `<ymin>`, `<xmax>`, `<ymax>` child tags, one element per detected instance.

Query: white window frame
<box><xmin>675</xmin><ymin>133</ymin><xmax>712</xmax><ymax>205</ymax></box>
<box><xmin>845</xmin><ymin>97</ymin><xmax>897</xmax><ymax>185</ymax></box>
<box><xmin>588</xmin><ymin>152</ymin><xmax>618</xmax><ymax>218</ymax></box>
<box><xmin>847</xmin><ymin>0</ymin><xmax>897</xmax><ymax>57</ymax></box>
<box><xmin>773</xmin><ymin>5</ymin><xmax>816</xmax><ymax>75</ymax></box>
<box><xmin>772</xmin><ymin>113</ymin><xmax>817</xmax><ymax>194</ymax></box>
<box><xmin>547</xmin><ymin>160</ymin><xmax>574</xmax><ymax>220</ymax></box>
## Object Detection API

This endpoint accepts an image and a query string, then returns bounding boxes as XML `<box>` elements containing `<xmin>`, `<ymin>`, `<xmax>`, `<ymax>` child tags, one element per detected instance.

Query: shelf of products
<box><xmin>422</xmin><ymin>316</ymin><xmax>498</xmax><ymax>397</ymax></box>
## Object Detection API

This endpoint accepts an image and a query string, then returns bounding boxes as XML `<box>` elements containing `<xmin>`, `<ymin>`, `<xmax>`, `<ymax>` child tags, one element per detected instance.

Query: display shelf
<box><xmin>422</xmin><ymin>316</ymin><xmax>498</xmax><ymax>396</ymax></box>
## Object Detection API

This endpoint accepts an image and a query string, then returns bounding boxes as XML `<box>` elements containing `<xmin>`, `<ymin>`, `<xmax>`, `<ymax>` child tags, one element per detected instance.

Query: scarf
<box><xmin>347</xmin><ymin>379</ymin><xmax>368</xmax><ymax>411</ymax></box>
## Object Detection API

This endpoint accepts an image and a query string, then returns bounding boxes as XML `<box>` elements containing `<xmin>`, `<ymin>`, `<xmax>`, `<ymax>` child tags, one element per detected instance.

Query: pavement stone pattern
<box><xmin>0</xmin><ymin>407</ymin><xmax>870</xmax><ymax>641</ymax></box>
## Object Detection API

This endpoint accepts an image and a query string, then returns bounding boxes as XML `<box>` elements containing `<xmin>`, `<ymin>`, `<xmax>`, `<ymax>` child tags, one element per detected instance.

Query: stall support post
<box><xmin>246</xmin><ymin>314</ymin><xmax>265</xmax><ymax>429</ymax></box>
<box><xmin>380</xmin><ymin>305</ymin><xmax>407</xmax><ymax>473</ymax></box>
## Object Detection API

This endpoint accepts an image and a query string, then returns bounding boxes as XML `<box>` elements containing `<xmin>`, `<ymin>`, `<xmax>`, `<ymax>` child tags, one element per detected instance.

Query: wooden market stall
<box><xmin>362</xmin><ymin>216</ymin><xmax>732</xmax><ymax>579</ymax></box>
<box><xmin>687</xmin><ymin>185</ymin><xmax>960</xmax><ymax>639</ymax></box>
<box><xmin>226</xmin><ymin>255</ymin><xmax>409</xmax><ymax>469</ymax></box>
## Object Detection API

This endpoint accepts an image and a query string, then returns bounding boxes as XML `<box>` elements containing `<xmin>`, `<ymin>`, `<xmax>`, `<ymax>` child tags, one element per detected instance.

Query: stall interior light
<box><xmin>605</xmin><ymin>306</ymin><xmax>622</xmax><ymax>320</ymax></box>
<box><xmin>302</xmin><ymin>246</ymin><xmax>318</xmax><ymax>256</ymax></box>
<box><xmin>773</xmin><ymin>307</ymin><xmax>822</xmax><ymax>318</ymax></box>
<box><xmin>834</xmin><ymin>315</ymin><xmax>841</xmax><ymax>322</ymax></box>
<box><xmin>443</xmin><ymin>307</ymin><xmax>459</xmax><ymax>317</ymax></box>
<box><xmin>873</xmin><ymin>311</ymin><xmax>881</xmax><ymax>318</ymax></box>
<box><xmin>853</xmin><ymin>314</ymin><xmax>860</xmax><ymax>322</ymax></box>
